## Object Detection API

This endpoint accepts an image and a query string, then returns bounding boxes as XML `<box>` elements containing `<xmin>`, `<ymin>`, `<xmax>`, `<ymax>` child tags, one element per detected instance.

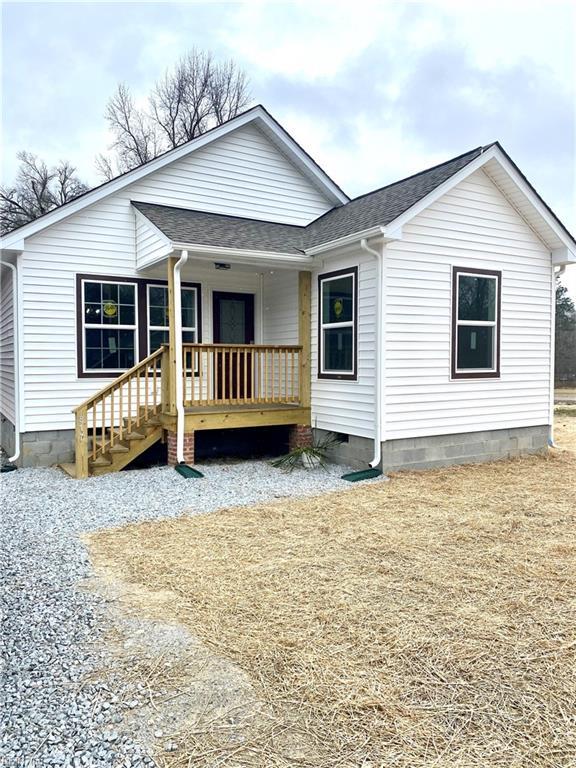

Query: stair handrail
<box><xmin>72</xmin><ymin>346</ymin><xmax>165</xmax><ymax>413</ymax></box>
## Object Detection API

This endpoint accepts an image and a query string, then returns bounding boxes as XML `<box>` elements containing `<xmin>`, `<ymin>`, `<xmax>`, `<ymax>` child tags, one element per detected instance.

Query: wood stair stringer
<box><xmin>88</xmin><ymin>423</ymin><xmax>164</xmax><ymax>476</ymax></box>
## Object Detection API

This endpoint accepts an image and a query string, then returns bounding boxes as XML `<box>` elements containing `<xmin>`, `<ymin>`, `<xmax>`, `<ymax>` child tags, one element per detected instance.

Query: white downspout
<box><xmin>0</xmin><ymin>261</ymin><xmax>20</xmax><ymax>464</ymax></box>
<box><xmin>258</xmin><ymin>272</ymin><xmax>264</xmax><ymax>343</ymax></box>
<box><xmin>549</xmin><ymin>264</ymin><xmax>566</xmax><ymax>446</ymax></box>
<box><xmin>359</xmin><ymin>238</ymin><xmax>384</xmax><ymax>468</ymax></box>
<box><xmin>173</xmin><ymin>249</ymin><xmax>189</xmax><ymax>463</ymax></box>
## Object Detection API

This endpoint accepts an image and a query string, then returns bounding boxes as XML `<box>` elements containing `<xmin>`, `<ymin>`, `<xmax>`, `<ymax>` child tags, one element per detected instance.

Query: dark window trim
<box><xmin>76</xmin><ymin>273</ymin><xmax>202</xmax><ymax>379</ymax></box>
<box><xmin>146</xmin><ymin>282</ymin><xmax>200</xmax><ymax>355</ymax></box>
<box><xmin>451</xmin><ymin>266</ymin><xmax>501</xmax><ymax>380</ymax></box>
<box><xmin>317</xmin><ymin>266</ymin><xmax>358</xmax><ymax>381</ymax></box>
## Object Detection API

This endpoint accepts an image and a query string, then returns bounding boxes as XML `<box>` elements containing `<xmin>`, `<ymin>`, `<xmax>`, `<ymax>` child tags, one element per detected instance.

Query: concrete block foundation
<box><xmin>0</xmin><ymin>415</ymin><xmax>17</xmax><ymax>459</ymax></box>
<box><xmin>315</xmin><ymin>425</ymin><xmax>550</xmax><ymax>472</ymax></box>
<box><xmin>0</xmin><ymin>421</ymin><xmax>76</xmax><ymax>468</ymax></box>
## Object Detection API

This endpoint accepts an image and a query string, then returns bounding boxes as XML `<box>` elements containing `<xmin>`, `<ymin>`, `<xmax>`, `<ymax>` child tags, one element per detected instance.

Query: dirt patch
<box><xmin>555</xmin><ymin>409</ymin><xmax>576</xmax><ymax>450</ymax></box>
<box><xmin>80</xmin><ymin>565</ymin><xmax>273</xmax><ymax>764</ymax></box>
<box><xmin>86</xmin><ymin>426</ymin><xmax>576</xmax><ymax>767</ymax></box>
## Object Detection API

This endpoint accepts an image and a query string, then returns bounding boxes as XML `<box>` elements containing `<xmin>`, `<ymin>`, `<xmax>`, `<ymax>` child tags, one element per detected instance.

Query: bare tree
<box><xmin>1</xmin><ymin>152</ymin><xmax>88</xmax><ymax>234</ymax></box>
<box><xmin>97</xmin><ymin>50</ymin><xmax>251</xmax><ymax>179</ymax></box>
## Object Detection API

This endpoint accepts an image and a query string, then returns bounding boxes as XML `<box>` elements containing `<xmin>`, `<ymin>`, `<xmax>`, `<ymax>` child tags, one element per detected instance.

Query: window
<box><xmin>318</xmin><ymin>267</ymin><xmax>357</xmax><ymax>380</ymax></box>
<box><xmin>77</xmin><ymin>275</ymin><xmax>202</xmax><ymax>378</ymax></box>
<box><xmin>452</xmin><ymin>267</ymin><xmax>501</xmax><ymax>379</ymax></box>
<box><xmin>82</xmin><ymin>280</ymin><xmax>137</xmax><ymax>373</ymax></box>
<box><xmin>147</xmin><ymin>284</ymin><xmax>198</xmax><ymax>353</ymax></box>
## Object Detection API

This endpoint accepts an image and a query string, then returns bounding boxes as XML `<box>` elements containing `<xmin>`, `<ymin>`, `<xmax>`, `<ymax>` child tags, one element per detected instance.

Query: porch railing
<box><xmin>72</xmin><ymin>343</ymin><xmax>305</xmax><ymax>477</ymax></box>
<box><xmin>73</xmin><ymin>346</ymin><xmax>165</xmax><ymax>478</ymax></box>
<box><xmin>181</xmin><ymin>343</ymin><xmax>302</xmax><ymax>407</ymax></box>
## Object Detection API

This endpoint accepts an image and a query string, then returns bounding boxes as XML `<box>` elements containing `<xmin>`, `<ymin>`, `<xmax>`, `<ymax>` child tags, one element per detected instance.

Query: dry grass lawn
<box><xmin>88</xmin><ymin>418</ymin><xmax>576</xmax><ymax>767</ymax></box>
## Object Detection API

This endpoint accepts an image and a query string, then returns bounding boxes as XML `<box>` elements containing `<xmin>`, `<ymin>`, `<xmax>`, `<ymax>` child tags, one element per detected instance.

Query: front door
<box><xmin>213</xmin><ymin>292</ymin><xmax>255</xmax><ymax>400</ymax></box>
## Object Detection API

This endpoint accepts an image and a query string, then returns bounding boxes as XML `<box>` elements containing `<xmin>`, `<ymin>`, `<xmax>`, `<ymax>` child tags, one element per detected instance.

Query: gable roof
<box><xmin>304</xmin><ymin>145</ymin><xmax>490</xmax><ymax>247</ymax></box>
<box><xmin>0</xmin><ymin>105</ymin><xmax>348</xmax><ymax>249</ymax></box>
<box><xmin>133</xmin><ymin>145</ymin><xmax>497</xmax><ymax>254</ymax></box>
<box><xmin>3</xmin><ymin>106</ymin><xmax>575</xmax><ymax>265</ymax></box>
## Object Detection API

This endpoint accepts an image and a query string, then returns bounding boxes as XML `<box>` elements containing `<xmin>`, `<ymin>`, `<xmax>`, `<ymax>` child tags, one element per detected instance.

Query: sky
<box><xmin>1</xmin><ymin>0</ymin><xmax>575</xmax><ymax>295</ymax></box>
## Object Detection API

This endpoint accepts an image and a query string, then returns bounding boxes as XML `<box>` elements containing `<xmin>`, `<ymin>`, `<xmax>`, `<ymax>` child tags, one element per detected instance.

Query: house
<box><xmin>1</xmin><ymin>105</ymin><xmax>575</xmax><ymax>477</ymax></box>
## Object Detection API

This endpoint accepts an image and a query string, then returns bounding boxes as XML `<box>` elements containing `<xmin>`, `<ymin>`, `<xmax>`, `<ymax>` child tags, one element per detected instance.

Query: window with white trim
<box><xmin>452</xmin><ymin>267</ymin><xmax>501</xmax><ymax>378</ymax></box>
<box><xmin>318</xmin><ymin>267</ymin><xmax>357</xmax><ymax>380</ymax></box>
<box><xmin>82</xmin><ymin>280</ymin><xmax>137</xmax><ymax>372</ymax></box>
<box><xmin>147</xmin><ymin>284</ymin><xmax>199</xmax><ymax>353</ymax></box>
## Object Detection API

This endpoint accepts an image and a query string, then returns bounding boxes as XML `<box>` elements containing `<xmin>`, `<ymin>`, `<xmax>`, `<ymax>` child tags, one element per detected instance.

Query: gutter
<box><xmin>0</xmin><ymin>260</ymin><xmax>20</xmax><ymax>464</ymax></box>
<box><xmin>170</xmin><ymin>242</ymin><xmax>311</xmax><ymax>264</ymax></box>
<box><xmin>359</xmin><ymin>238</ymin><xmax>385</xmax><ymax>468</ymax></box>
<box><xmin>173</xmin><ymin>250</ymin><xmax>189</xmax><ymax>463</ymax></box>
<box><xmin>306</xmin><ymin>226</ymin><xmax>386</xmax><ymax>257</ymax></box>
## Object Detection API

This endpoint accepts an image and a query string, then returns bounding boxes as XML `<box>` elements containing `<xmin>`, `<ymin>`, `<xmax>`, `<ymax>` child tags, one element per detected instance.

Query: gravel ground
<box><xmin>1</xmin><ymin>460</ymin><xmax>369</xmax><ymax>767</ymax></box>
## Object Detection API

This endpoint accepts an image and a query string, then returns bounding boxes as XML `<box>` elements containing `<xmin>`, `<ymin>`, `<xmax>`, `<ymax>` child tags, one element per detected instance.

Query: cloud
<box><xmin>1</xmin><ymin>0</ymin><xmax>574</xmax><ymax>299</ymax></box>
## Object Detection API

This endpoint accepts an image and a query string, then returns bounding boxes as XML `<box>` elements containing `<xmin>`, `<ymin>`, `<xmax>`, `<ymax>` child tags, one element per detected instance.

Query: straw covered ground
<box><xmin>87</xmin><ymin>418</ymin><xmax>576</xmax><ymax>767</ymax></box>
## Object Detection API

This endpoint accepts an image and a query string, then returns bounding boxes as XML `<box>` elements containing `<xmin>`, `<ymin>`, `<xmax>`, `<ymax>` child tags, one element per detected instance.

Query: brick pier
<box><xmin>167</xmin><ymin>430</ymin><xmax>195</xmax><ymax>466</ymax></box>
<box><xmin>288</xmin><ymin>424</ymin><xmax>313</xmax><ymax>451</ymax></box>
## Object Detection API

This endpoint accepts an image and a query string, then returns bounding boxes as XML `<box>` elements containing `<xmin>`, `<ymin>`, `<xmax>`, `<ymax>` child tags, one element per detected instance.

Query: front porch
<box><xmin>68</xmin><ymin>267</ymin><xmax>312</xmax><ymax>478</ymax></box>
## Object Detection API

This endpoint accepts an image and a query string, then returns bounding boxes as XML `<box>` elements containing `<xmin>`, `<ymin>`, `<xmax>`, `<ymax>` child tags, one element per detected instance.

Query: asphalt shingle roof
<box><xmin>133</xmin><ymin>145</ymin><xmax>489</xmax><ymax>254</ymax></box>
<box><xmin>133</xmin><ymin>203</ymin><xmax>306</xmax><ymax>254</ymax></box>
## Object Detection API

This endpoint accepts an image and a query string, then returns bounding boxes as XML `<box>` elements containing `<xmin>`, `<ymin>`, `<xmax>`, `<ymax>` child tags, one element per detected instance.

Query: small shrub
<box><xmin>271</xmin><ymin>432</ymin><xmax>342</xmax><ymax>471</ymax></box>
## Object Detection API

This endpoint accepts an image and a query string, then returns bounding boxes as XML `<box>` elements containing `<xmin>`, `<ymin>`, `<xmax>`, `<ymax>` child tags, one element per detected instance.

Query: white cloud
<box><xmin>220</xmin><ymin>1</ymin><xmax>398</xmax><ymax>80</ymax></box>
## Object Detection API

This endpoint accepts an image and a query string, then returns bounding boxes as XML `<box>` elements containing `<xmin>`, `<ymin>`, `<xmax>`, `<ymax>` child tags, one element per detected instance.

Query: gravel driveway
<box><xmin>1</xmin><ymin>461</ymin><xmax>361</xmax><ymax>767</ymax></box>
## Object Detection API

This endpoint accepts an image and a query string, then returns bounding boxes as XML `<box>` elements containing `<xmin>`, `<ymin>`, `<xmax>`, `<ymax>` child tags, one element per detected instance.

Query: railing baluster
<box><xmin>206</xmin><ymin>348</ymin><xmax>212</xmax><ymax>405</ymax></box>
<box><xmin>128</xmin><ymin>376</ymin><xmax>132</xmax><ymax>433</ymax></box>
<box><xmin>144</xmin><ymin>363</ymin><xmax>149</xmax><ymax>420</ymax></box>
<box><xmin>119</xmin><ymin>384</ymin><xmax>124</xmax><ymax>439</ymax></box>
<box><xmin>235</xmin><ymin>349</ymin><xmax>240</xmax><ymax>405</ymax></box>
<box><xmin>92</xmin><ymin>404</ymin><xmax>97</xmax><ymax>459</ymax></box>
<box><xmin>152</xmin><ymin>358</ymin><xmax>157</xmax><ymax>414</ymax></box>
<box><xmin>101</xmin><ymin>398</ymin><xmax>105</xmax><ymax>454</ymax></box>
<box><xmin>227</xmin><ymin>347</ymin><xmax>232</xmax><ymax>404</ymax></box>
<box><xmin>136</xmin><ymin>370</ymin><xmax>141</xmax><ymax>427</ymax></box>
<box><xmin>110</xmin><ymin>388</ymin><xmax>115</xmax><ymax>448</ymax></box>
<box><xmin>197</xmin><ymin>346</ymin><xmax>202</xmax><ymax>405</ymax></box>
<box><xmin>214</xmin><ymin>349</ymin><xmax>218</xmax><ymax>403</ymax></box>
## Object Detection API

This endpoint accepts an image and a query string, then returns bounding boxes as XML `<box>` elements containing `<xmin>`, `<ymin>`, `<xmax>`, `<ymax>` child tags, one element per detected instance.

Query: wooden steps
<box><xmin>62</xmin><ymin>416</ymin><xmax>164</xmax><ymax>478</ymax></box>
<box><xmin>88</xmin><ymin>420</ymin><xmax>163</xmax><ymax>477</ymax></box>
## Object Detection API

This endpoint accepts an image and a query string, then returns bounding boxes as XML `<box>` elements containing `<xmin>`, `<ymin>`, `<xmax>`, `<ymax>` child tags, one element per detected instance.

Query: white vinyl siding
<box><xmin>311</xmin><ymin>251</ymin><xmax>377</xmax><ymax>438</ymax></box>
<box><xmin>262</xmin><ymin>271</ymin><xmax>299</xmax><ymax>345</ymax></box>
<box><xmin>17</xmin><ymin>122</ymin><xmax>334</xmax><ymax>432</ymax></box>
<box><xmin>383</xmin><ymin>168</ymin><xmax>553</xmax><ymax>440</ymax></box>
<box><xmin>0</xmin><ymin>266</ymin><xmax>15</xmax><ymax>423</ymax></box>
<box><xmin>135</xmin><ymin>215</ymin><xmax>171</xmax><ymax>269</ymax></box>
<box><xmin>128</xmin><ymin>123</ymin><xmax>332</xmax><ymax>225</ymax></box>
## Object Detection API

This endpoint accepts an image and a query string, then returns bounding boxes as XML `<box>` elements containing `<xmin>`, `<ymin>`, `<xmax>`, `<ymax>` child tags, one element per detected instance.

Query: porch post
<box><xmin>298</xmin><ymin>271</ymin><xmax>311</xmax><ymax>408</ymax></box>
<box><xmin>166</xmin><ymin>256</ymin><xmax>178</xmax><ymax>414</ymax></box>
